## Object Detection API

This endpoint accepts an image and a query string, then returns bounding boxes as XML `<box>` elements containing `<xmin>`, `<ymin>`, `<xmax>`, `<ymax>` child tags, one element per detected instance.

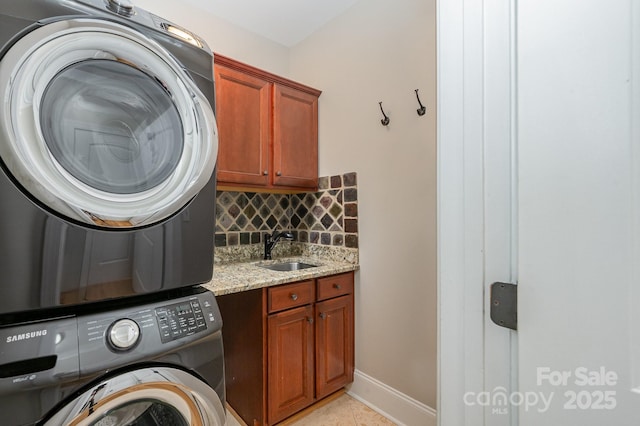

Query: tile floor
<box><xmin>225</xmin><ymin>393</ymin><xmax>397</xmax><ymax>426</ymax></box>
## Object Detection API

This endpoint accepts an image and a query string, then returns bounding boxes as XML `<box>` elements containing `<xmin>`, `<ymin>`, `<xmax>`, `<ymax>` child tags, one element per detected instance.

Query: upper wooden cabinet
<box><xmin>273</xmin><ymin>84</ymin><xmax>319</xmax><ymax>189</ymax></box>
<box><xmin>214</xmin><ymin>64</ymin><xmax>270</xmax><ymax>187</ymax></box>
<box><xmin>214</xmin><ymin>54</ymin><xmax>321</xmax><ymax>192</ymax></box>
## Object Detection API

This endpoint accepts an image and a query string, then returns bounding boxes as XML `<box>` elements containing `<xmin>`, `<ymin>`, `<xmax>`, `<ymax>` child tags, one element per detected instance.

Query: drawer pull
<box><xmin>276</xmin><ymin>171</ymin><xmax>282</xmax><ymax>176</ymax></box>
<box><xmin>290</xmin><ymin>293</ymin><xmax>298</xmax><ymax>301</ymax></box>
<box><xmin>333</xmin><ymin>283</ymin><xmax>342</xmax><ymax>290</ymax></box>
<box><xmin>263</xmin><ymin>170</ymin><xmax>268</xmax><ymax>175</ymax></box>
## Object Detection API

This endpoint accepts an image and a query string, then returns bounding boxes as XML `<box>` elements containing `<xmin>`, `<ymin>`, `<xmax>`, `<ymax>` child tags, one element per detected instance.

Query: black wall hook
<box><xmin>379</xmin><ymin>102</ymin><xmax>390</xmax><ymax>126</ymax></box>
<box><xmin>415</xmin><ymin>89</ymin><xmax>426</xmax><ymax>116</ymax></box>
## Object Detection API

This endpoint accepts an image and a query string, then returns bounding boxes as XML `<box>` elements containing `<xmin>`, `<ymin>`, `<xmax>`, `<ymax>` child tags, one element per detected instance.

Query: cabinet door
<box><xmin>315</xmin><ymin>294</ymin><xmax>354</xmax><ymax>400</ymax></box>
<box><xmin>272</xmin><ymin>83</ymin><xmax>318</xmax><ymax>189</ymax></box>
<box><xmin>268</xmin><ymin>304</ymin><xmax>315</xmax><ymax>424</ymax></box>
<box><xmin>214</xmin><ymin>64</ymin><xmax>270</xmax><ymax>186</ymax></box>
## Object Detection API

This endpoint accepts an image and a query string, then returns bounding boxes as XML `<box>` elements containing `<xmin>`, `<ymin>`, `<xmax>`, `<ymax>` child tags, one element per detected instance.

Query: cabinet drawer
<box><xmin>317</xmin><ymin>272</ymin><xmax>354</xmax><ymax>301</ymax></box>
<box><xmin>268</xmin><ymin>280</ymin><xmax>315</xmax><ymax>313</ymax></box>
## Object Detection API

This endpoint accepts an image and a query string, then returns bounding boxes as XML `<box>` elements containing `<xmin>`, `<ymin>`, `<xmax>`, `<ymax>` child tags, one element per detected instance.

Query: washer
<box><xmin>0</xmin><ymin>0</ymin><xmax>219</xmax><ymax>322</ymax></box>
<box><xmin>0</xmin><ymin>287</ymin><xmax>225</xmax><ymax>426</ymax></box>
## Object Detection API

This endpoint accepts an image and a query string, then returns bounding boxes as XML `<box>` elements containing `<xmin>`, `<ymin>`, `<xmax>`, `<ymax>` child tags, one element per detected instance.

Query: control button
<box><xmin>108</xmin><ymin>319</ymin><xmax>140</xmax><ymax>351</ymax></box>
<box><xmin>154</xmin><ymin>298</ymin><xmax>212</xmax><ymax>343</ymax></box>
<box><xmin>107</xmin><ymin>0</ymin><xmax>135</xmax><ymax>16</ymax></box>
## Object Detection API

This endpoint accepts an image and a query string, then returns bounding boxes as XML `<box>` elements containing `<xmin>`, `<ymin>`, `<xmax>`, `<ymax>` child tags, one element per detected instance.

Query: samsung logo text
<box><xmin>6</xmin><ymin>330</ymin><xmax>47</xmax><ymax>343</ymax></box>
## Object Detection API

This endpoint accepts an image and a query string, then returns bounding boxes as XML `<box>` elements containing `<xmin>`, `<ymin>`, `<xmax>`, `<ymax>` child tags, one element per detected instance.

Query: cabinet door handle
<box><xmin>306</xmin><ymin>317</ymin><xmax>314</xmax><ymax>324</ymax></box>
<box><xmin>319</xmin><ymin>312</ymin><xmax>327</xmax><ymax>319</ymax></box>
<box><xmin>263</xmin><ymin>170</ymin><xmax>268</xmax><ymax>175</ymax></box>
<box><xmin>276</xmin><ymin>171</ymin><xmax>282</xmax><ymax>176</ymax></box>
<box><xmin>333</xmin><ymin>283</ymin><xmax>342</xmax><ymax>290</ymax></box>
<box><xmin>290</xmin><ymin>293</ymin><xmax>298</xmax><ymax>301</ymax></box>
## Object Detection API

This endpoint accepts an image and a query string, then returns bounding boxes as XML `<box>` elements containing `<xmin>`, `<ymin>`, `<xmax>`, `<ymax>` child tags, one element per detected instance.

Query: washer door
<box><xmin>0</xmin><ymin>18</ymin><xmax>217</xmax><ymax>228</ymax></box>
<box><xmin>43</xmin><ymin>367</ymin><xmax>225</xmax><ymax>426</ymax></box>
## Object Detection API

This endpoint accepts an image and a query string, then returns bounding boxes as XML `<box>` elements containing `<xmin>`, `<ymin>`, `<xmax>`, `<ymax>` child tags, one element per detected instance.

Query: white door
<box><xmin>516</xmin><ymin>0</ymin><xmax>639</xmax><ymax>424</ymax></box>
<box><xmin>438</xmin><ymin>0</ymin><xmax>640</xmax><ymax>425</ymax></box>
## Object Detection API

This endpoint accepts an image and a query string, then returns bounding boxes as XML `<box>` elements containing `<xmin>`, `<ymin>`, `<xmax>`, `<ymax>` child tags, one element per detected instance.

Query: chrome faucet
<box><xmin>263</xmin><ymin>230</ymin><xmax>294</xmax><ymax>260</ymax></box>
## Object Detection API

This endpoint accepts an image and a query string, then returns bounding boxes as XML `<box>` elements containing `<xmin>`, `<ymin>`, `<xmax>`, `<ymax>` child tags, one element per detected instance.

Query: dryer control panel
<box><xmin>77</xmin><ymin>289</ymin><xmax>221</xmax><ymax>375</ymax></box>
<box><xmin>155</xmin><ymin>298</ymin><xmax>211</xmax><ymax>343</ymax></box>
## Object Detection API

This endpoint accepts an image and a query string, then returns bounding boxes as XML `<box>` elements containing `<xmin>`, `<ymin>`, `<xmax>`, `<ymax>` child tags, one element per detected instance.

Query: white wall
<box><xmin>134</xmin><ymin>0</ymin><xmax>290</xmax><ymax>75</ymax></box>
<box><xmin>289</xmin><ymin>0</ymin><xmax>438</xmax><ymax>410</ymax></box>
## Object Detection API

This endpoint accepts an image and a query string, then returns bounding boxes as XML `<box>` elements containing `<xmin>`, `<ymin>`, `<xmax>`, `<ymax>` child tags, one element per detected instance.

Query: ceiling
<box><xmin>183</xmin><ymin>0</ymin><xmax>359</xmax><ymax>47</ymax></box>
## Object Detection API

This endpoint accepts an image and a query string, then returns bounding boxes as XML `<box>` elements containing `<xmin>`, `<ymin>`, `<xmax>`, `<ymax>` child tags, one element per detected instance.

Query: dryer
<box><xmin>0</xmin><ymin>287</ymin><xmax>226</xmax><ymax>426</ymax></box>
<box><xmin>0</xmin><ymin>0</ymin><xmax>219</xmax><ymax>323</ymax></box>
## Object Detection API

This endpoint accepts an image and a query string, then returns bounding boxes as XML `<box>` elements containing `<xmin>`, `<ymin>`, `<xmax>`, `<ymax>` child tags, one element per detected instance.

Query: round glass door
<box><xmin>89</xmin><ymin>399</ymin><xmax>188</xmax><ymax>426</ymax></box>
<box><xmin>40</xmin><ymin>59</ymin><xmax>184</xmax><ymax>195</ymax></box>
<box><xmin>0</xmin><ymin>18</ymin><xmax>217</xmax><ymax>228</ymax></box>
<box><xmin>43</xmin><ymin>367</ymin><xmax>225</xmax><ymax>426</ymax></box>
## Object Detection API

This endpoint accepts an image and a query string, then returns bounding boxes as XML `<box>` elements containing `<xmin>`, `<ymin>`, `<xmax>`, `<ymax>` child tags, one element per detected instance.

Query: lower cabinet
<box><xmin>218</xmin><ymin>272</ymin><xmax>354</xmax><ymax>426</ymax></box>
<box><xmin>315</xmin><ymin>294</ymin><xmax>354</xmax><ymax>400</ymax></box>
<box><xmin>268</xmin><ymin>304</ymin><xmax>315</xmax><ymax>423</ymax></box>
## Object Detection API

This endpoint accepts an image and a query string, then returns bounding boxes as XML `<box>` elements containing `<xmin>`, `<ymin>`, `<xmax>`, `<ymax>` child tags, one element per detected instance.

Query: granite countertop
<box><xmin>201</xmin><ymin>247</ymin><xmax>359</xmax><ymax>296</ymax></box>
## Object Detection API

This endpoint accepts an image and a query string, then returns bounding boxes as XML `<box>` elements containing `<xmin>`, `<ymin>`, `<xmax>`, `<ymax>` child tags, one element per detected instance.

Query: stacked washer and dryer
<box><xmin>0</xmin><ymin>0</ymin><xmax>225</xmax><ymax>424</ymax></box>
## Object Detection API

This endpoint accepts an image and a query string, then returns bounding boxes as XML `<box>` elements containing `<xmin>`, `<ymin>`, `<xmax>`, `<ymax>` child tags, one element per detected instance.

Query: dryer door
<box><xmin>0</xmin><ymin>18</ymin><xmax>217</xmax><ymax>228</ymax></box>
<box><xmin>43</xmin><ymin>367</ymin><xmax>225</xmax><ymax>426</ymax></box>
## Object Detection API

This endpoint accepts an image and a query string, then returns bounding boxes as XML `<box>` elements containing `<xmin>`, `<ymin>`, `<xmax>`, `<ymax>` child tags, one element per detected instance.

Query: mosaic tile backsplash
<box><xmin>215</xmin><ymin>172</ymin><xmax>358</xmax><ymax>249</ymax></box>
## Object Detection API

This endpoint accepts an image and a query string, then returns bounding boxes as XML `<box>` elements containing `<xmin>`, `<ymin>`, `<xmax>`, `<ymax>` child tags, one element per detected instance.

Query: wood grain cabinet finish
<box><xmin>268</xmin><ymin>305</ymin><xmax>315</xmax><ymax>424</ymax></box>
<box><xmin>272</xmin><ymin>84</ymin><xmax>318</xmax><ymax>189</ymax></box>
<box><xmin>317</xmin><ymin>273</ymin><xmax>354</xmax><ymax>301</ymax></box>
<box><xmin>213</xmin><ymin>64</ymin><xmax>270</xmax><ymax>187</ymax></box>
<box><xmin>315</xmin><ymin>294</ymin><xmax>354</xmax><ymax>400</ymax></box>
<box><xmin>268</xmin><ymin>280</ymin><xmax>315</xmax><ymax>313</ymax></box>
<box><xmin>214</xmin><ymin>54</ymin><xmax>321</xmax><ymax>192</ymax></box>
<box><xmin>217</xmin><ymin>272</ymin><xmax>355</xmax><ymax>426</ymax></box>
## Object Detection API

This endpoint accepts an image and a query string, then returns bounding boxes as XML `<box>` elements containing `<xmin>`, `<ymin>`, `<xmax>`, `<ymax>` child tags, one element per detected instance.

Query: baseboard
<box><xmin>347</xmin><ymin>370</ymin><xmax>437</xmax><ymax>426</ymax></box>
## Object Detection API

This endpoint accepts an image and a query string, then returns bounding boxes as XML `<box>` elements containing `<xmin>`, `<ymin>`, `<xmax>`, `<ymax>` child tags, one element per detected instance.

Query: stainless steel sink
<box><xmin>259</xmin><ymin>261</ymin><xmax>318</xmax><ymax>272</ymax></box>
